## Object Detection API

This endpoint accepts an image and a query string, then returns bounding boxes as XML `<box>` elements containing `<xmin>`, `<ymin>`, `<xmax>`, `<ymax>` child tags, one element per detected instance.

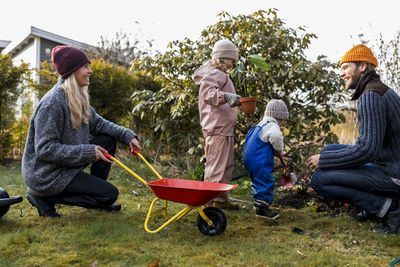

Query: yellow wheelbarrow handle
<box><xmin>130</xmin><ymin>149</ymin><xmax>163</xmax><ymax>180</ymax></box>
<box><xmin>103</xmin><ymin>152</ymin><xmax>151</xmax><ymax>189</ymax></box>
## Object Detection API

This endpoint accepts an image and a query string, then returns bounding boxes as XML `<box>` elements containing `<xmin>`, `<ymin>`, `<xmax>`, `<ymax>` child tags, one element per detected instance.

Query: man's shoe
<box><xmin>27</xmin><ymin>194</ymin><xmax>61</xmax><ymax>218</ymax></box>
<box><xmin>255</xmin><ymin>206</ymin><xmax>279</xmax><ymax>220</ymax></box>
<box><xmin>351</xmin><ymin>210</ymin><xmax>376</xmax><ymax>222</ymax></box>
<box><xmin>212</xmin><ymin>201</ymin><xmax>240</xmax><ymax>210</ymax></box>
<box><xmin>102</xmin><ymin>203</ymin><xmax>121</xmax><ymax>212</ymax></box>
<box><xmin>373</xmin><ymin>201</ymin><xmax>400</xmax><ymax>234</ymax></box>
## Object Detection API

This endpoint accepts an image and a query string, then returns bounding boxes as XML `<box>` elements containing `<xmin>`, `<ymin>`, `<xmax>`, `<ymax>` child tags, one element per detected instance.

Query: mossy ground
<box><xmin>1</xmin><ymin>158</ymin><xmax>399</xmax><ymax>267</ymax></box>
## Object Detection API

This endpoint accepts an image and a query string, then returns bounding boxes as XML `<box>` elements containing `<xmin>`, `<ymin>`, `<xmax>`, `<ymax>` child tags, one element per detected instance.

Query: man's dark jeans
<box><xmin>311</xmin><ymin>144</ymin><xmax>400</xmax><ymax>217</ymax></box>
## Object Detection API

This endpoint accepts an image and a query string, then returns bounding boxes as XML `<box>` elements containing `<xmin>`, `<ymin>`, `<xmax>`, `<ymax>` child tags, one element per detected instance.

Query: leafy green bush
<box><xmin>30</xmin><ymin>61</ymin><xmax>58</xmax><ymax>100</ymax></box>
<box><xmin>89</xmin><ymin>59</ymin><xmax>137</xmax><ymax>125</ymax></box>
<box><xmin>130</xmin><ymin>9</ymin><xmax>347</xmax><ymax>171</ymax></box>
<box><xmin>0</xmin><ymin>54</ymin><xmax>30</xmax><ymax>160</ymax></box>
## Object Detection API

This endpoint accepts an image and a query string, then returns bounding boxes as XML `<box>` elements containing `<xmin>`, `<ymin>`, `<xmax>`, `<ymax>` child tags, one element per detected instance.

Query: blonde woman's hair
<box><xmin>62</xmin><ymin>74</ymin><xmax>90</xmax><ymax>129</ymax></box>
<box><xmin>209</xmin><ymin>58</ymin><xmax>234</xmax><ymax>73</ymax></box>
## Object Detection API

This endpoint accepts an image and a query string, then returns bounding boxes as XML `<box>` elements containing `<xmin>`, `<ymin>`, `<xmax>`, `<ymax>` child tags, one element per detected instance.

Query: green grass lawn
<box><xmin>1</xmin><ymin>158</ymin><xmax>399</xmax><ymax>267</ymax></box>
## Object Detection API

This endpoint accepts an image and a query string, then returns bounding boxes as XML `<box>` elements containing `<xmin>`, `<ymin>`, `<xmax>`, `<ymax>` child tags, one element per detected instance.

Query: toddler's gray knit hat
<box><xmin>264</xmin><ymin>99</ymin><xmax>289</xmax><ymax>120</ymax></box>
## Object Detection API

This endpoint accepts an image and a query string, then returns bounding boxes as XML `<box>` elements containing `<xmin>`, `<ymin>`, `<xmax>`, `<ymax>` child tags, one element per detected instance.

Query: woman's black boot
<box><xmin>27</xmin><ymin>194</ymin><xmax>61</xmax><ymax>218</ymax></box>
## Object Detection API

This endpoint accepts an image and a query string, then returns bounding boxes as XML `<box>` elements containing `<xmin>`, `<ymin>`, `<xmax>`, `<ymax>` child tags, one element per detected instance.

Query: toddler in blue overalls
<box><xmin>243</xmin><ymin>99</ymin><xmax>289</xmax><ymax>219</ymax></box>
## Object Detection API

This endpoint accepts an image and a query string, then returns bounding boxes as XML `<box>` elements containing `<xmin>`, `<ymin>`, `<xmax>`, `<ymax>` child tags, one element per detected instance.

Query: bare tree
<box><xmin>88</xmin><ymin>27</ymin><xmax>154</xmax><ymax>68</ymax></box>
<box><xmin>373</xmin><ymin>32</ymin><xmax>400</xmax><ymax>93</ymax></box>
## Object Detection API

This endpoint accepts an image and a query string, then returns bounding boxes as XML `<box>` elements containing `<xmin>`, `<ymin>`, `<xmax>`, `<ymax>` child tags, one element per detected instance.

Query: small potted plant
<box><xmin>231</xmin><ymin>54</ymin><xmax>270</xmax><ymax>114</ymax></box>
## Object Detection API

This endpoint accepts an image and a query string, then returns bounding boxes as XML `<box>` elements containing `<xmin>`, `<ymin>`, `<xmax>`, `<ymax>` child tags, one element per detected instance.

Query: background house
<box><xmin>2</xmin><ymin>26</ymin><xmax>96</xmax><ymax>82</ymax></box>
<box><xmin>0</xmin><ymin>40</ymin><xmax>11</xmax><ymax>53</ymax></box>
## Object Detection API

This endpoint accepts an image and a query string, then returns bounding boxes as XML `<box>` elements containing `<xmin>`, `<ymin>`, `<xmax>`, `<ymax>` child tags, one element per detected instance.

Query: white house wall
<box><xmin>12</xmin><ymin>37</ymin><xmax>40</xmax><ymax>83</ymax></box>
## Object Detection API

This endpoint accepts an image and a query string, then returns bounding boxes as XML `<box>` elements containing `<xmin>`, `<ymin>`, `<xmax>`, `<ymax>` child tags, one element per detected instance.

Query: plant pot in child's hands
<box><xmin>239</xmin><ymin>97</ymin><xmax>257</xmax><ymax>114</ymax></box>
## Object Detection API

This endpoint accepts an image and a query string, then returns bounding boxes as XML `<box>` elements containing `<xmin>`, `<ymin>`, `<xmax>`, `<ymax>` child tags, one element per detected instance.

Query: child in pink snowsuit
<box><xmin>193</xmin><ymin>39</ymin><xmax>241</xmax><ymax>210</ymax></box>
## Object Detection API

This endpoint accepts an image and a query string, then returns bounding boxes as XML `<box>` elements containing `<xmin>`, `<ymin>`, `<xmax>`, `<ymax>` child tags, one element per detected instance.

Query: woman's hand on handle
<box><xmin>129</xmin><ymin>137</ymin><xmax>142</xmax><ymax>153</ymax></box>
<box><xmin>95</xmin><ymin>145</ymin><xmax>112</xmax><ymax>163</ymax></box>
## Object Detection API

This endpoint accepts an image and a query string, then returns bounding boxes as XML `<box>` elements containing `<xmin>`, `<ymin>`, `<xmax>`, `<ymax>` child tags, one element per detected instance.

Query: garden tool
<box><xmin>277</xmin><ymin>153</ymin><xmax>297</xmax><ymax>188</ymax></box>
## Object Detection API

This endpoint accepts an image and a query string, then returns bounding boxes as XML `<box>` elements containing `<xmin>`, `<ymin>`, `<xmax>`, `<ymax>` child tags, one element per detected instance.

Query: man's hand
<box><xmin>95</xmin><ymin>145</ymin><xmax>112</xmax><ymax>163</ymax></box>
<box><xmin>307</xmin><ymin>154</ymin><xmax>320</xmax><ymax>170</ymax></box>
<box><xmin>129</xmin><ymin>137</ymin><xmax>142</xmax><ymax>153</ymax></box>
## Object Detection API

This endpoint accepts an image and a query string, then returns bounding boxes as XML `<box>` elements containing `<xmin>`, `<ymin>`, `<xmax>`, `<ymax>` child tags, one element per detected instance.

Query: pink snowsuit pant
<box><xmin>204</xmin><ymin>135</ymin><xmax>234</xmax><ymax>202</ymax></box>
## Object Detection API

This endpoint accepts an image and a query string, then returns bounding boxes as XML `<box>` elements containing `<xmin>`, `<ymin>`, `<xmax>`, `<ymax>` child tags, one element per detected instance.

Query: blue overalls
<box><xmin>243</xmin><ymin>123</ymin><xmax>275</xmax><ymax>204</ymax></box>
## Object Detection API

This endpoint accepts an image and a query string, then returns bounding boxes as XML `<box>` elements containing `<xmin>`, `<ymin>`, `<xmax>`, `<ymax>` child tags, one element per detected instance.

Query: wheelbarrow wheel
<box><xmin>197</xmin><ymin>207</ymin><xmax>227</xmax><ymax>236</ymax></box>
<box><xmin>0</xmin><ymin>187</ymin><xmax>10</xmax><ymax>217</ymax></box>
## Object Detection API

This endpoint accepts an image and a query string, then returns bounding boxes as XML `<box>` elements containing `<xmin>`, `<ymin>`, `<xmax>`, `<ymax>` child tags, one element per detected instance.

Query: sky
<box><xmin>1</xmin><ymin>0</ymin><xmax>400</xmax><ymax>62</ymax></box>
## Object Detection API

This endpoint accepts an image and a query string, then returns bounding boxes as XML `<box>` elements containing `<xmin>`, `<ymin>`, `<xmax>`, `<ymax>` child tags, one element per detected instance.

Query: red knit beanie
<box><xmin>51</xmin><ymin>45</ymin><xmax>91</xmax><ymax>79</ymax></box>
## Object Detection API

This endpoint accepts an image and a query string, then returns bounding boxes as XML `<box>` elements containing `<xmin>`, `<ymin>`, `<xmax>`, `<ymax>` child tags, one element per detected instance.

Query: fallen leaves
<box><xmin>147</xmin><ymin>260</ymin><xmax>160</xmax><ymax>267</ymax></box>
<box><xmin>296</xmin><ymin>249</ymin><xmax>310</xmax><ymax>258</ymax></box>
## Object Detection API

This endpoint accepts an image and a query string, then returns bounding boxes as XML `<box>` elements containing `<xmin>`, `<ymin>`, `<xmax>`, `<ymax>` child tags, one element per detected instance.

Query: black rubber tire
<box><xmin>0</xmin><ymin>187</ymin><xmax>10</xmax><ymax>218</ymax></box>
<box><xmin>197</xmin><ymin>207</ymin><xmax>227</xmax><ymax>236</ymax></box>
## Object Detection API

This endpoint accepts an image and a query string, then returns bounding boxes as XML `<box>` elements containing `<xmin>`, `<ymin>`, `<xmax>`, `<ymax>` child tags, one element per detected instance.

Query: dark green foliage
<box><xmin>130</xmin><ymin>9</ymin><xmax>347</xmax><ymax>171</ymax></box>
<box><xmin>0</xmin><ymin>54</ymin><xmax>30</xmax><ymax>160</ymax></box>
<box><xmin>29</xmin><ymin>61</ymin><xmax>58</xmax><ymax>100</ymax></box>
<box><xmin>88</xmin><ymin>59</ymin><xmax>138</xmax><ymax>125</ymax></box>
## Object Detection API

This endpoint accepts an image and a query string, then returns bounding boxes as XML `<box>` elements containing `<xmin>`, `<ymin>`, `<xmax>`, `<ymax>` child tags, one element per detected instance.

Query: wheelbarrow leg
<box><xmin>197</xmin><ymin>207</ymin><xmax>227</xmax><ymax>236</ymax></box>
<box><xmin>145</xmin><ymin>197</ymin><xmax>168</xmax><ymax>219</ymax></box>
<box><xmin>144</xmin><ymin>197</ymin><xmax>193</xmax><ymax>234</ymax></box>
<box><xmin>197</xmin><ymin>207</ymin><xmax>213</xmax><ymax>225</ymax></box>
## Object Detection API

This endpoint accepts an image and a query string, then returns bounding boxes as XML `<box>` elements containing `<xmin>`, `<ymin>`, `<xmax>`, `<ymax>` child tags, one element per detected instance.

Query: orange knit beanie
<box><xmin>340</xmin><ymin>44</ymin><xmax>377</xmax><ymax>67</ymax></box>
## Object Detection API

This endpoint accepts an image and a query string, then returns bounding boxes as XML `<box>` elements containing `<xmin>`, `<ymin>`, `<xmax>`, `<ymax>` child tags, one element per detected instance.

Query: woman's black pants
<box><xmin>48</xmin><ymin>135</ymin><xmax>118</xmax><ymax>209</ymax></box>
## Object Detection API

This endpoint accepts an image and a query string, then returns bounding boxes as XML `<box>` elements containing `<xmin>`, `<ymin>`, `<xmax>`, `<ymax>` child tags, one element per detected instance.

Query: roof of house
<box><xmin>0</xmin><ymin>40</ymin><xmax>11</xmax><ymax>48</ymax></box>
<box><xmin>0</xmin><ymin>40</ymin><xmax>11</xmax><ymax>53</ymax></box>
<box><xmin>4</xmin><ymin>26</ymin><xmax>96</xmax><ymax>57</ymax></box>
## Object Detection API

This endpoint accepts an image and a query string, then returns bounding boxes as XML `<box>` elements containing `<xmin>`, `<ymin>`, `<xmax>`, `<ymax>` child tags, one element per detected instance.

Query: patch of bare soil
<box><xmin>275</xmin><ymin>172</ymin><xmax>360</xmax><ymax>216</ymax></box>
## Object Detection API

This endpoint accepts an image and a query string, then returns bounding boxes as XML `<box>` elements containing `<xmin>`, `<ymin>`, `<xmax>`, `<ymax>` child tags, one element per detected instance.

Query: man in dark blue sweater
<box><xmin>308</xmin><ymin>44</ymin><xmax>400</xmax><ymax>234</ymax></box>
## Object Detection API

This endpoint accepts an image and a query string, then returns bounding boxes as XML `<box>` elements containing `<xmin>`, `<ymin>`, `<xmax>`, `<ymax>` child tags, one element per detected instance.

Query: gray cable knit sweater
<box><xmin>22</xmin><ymin>79</ymin><xmax>137</xmax><ymax>197</ymax></box>
<box><xmin>319</xmin><ymin>72</ymin><xmax>400</xmax><ymax>182</ymax></box>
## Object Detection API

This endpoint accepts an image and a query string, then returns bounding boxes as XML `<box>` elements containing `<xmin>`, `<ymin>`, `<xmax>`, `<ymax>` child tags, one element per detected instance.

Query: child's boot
<box><xmin>254</xmin><ymin>199</ymin><xmax>279</xmax><ymax>219</ymax></box>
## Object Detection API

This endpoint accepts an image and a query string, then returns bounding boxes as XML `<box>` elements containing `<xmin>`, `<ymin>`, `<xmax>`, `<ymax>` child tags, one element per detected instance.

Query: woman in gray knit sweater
<box><xmin>22</xmin><ymin>46</ymin><xmax>141</xmax><ymax>217</ymax></box>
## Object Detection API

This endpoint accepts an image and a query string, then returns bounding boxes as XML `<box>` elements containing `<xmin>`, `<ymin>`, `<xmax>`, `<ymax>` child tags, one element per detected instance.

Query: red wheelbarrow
<box><xmin>103</xmin><ymin>150</ymin><xmax>237</xmax><ymax>236</ymax></box>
